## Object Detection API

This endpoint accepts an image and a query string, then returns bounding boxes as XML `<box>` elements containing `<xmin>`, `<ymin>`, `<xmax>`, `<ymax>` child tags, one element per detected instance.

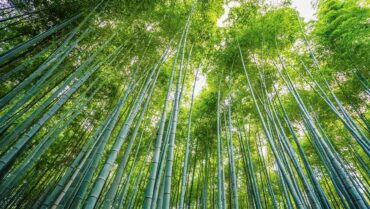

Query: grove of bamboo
<box><xmin>0</xmin><ymin>0</ymin><xmax>369</xmax><ymax>208</ymax></box>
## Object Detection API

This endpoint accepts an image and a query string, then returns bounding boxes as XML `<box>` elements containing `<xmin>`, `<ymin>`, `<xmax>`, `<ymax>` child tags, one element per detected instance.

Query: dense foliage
<box><xmin>0</xmin><ymin>0</ymin><xmax>369</xmax><ymax>208</ymax></box>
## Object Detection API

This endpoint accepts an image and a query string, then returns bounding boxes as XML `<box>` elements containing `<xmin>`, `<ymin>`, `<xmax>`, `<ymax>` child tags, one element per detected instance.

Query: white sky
<box><xmin>218</xmin><ymin>0</ymin><xmax>316</xmax><ymax>27</ymax></box>
<box><xmin>194</xmin><ymin>69</ymin><xmax>207</xmax><ymax>97</ymax></box>
<box><xmin>217</xmin><ymin>1</ymin><xmax>241</xmax><ymax>27</ymax></box>
<box><xmin>267</xmin><ymin>0</ymin><xmax>316</xmax><ymax>22</ymax></box>
<box><xmin>291</xmin><ymin>0</ymin><xmax>316</xmax><ymax>22</ymax></box>
<box><xmin>196</xmin><ymin>0</ymin><xmax>316</xmax><ymax>97</ymax></box>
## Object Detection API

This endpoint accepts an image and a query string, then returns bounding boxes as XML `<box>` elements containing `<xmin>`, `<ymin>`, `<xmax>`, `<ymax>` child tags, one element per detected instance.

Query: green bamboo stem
<box><xmin>239</xmin><ymin>44</ymin><xmax>305</xmax><ymax>209</ymax></box>
<box><xmin>0</xmin><ymin>14</ymin><xmax>80</xmax><ymax>65</ymax></box>
<box><xmin>178</xmin><ymin>68</ymin><xmax>198</xmax><ymax>209</ymax></box>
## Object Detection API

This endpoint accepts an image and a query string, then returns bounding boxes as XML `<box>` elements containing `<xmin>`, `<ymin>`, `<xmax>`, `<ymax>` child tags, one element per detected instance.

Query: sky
<box><xmin>217</xmin><ymin>1</ymin><xmax>241</xmax><ymax>27</ymax></box>
<box><xmin>262</xmin><ymin>0</ymin><xmax>317</xmax><ymax>22</ymax></box>
<box><xmin>195</xmin><ymin>0</ymin><xmax>316</xmax><ymax>97</ymax></box>
<box><xmin>194</xmin><ymin>70</ymin><xmax>207</xmax><ymax>97</ymax></box>
<box><xmin>217</xmin><ymin>0</ymin><xmax>316</xmax><ymax>27</ymax></box>
<box><xmin>291</xmin><ymin>0</ymin><xmax>316</xmax><ymax>22</ymax></box>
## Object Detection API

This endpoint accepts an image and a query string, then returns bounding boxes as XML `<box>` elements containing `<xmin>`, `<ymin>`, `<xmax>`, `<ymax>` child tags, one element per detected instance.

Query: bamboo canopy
<box><xmin>0</xmin><ymin>0</ymin><xmax>369</xmax><ymax>208</ymax></box>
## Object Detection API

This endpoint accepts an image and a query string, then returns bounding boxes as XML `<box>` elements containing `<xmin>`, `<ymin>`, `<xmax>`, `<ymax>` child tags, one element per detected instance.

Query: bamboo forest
<box><xmin>0</xmin><ymin>0</ymin><xmax>370</xmax><ymax>208</ymax></box>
